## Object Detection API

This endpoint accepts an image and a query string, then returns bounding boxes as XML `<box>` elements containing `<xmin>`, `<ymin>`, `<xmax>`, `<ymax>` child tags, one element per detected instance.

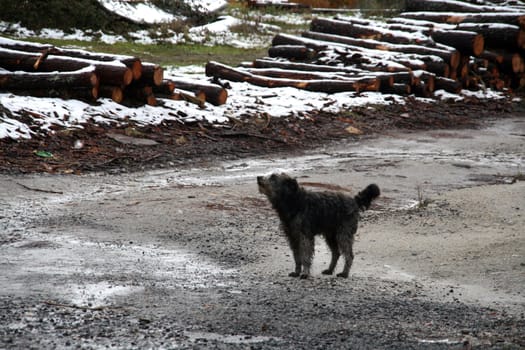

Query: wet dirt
<box><xmin>1</xmin><ymin>114</ymin><xmax>524</xmax><ymax>349</ymax></box>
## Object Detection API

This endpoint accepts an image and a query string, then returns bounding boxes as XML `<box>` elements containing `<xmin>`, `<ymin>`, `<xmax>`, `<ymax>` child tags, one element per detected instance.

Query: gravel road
<box><xmin>1</xmin><ymin>117</ymin><xmax>524</xmax><ymax>349</ymax></box>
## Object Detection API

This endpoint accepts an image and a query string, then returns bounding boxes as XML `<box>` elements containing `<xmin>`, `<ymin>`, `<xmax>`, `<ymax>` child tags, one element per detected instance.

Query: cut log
<box><xmin>430</xmin><ymin>30</ymin><xmax>484</xmax><ymax>56</ymax></box>
<box><xmin>272</xmin><ymin>34</ymin><xmax>418</xmax><ymax>73</ymax></box>
<box><xmin>310</xmin><ymin>17</ymin><xmax>432</xmax><ymax>45</ymax></box>
<box><xmin>405</xmin><ymin>0</ymin><xmax>516</xmax><ymax>13</ymax></box>
<box><xmin>8</xmin><ymin>87</ymin><xmax>98</xmax><ymax>102</ymax></box>
<box><xmin>253</xmin><ymin>58</ymin><xmax>369</xmax><ymax>74</ymax></box>
<box><xmin>303</xmin><ymin>30</ymin><xmax>461</xmax><ymax>69</ymax></box>
<box><xmin>381</xmin><ymin>83</ymin><xmax>411</xmax><ymax>95</ymax></box>
<box><xmin>268</xmin><ymin>45</ymin><xmax>316</xmax><ymax>60</ymax></box>
<box><xmin>399</xmin><ymin>12</ymin><xmax>525</xmax><ymax>29</ymax></box>
<box><xmin>244</xmin><ymin>67</ymin><xmax>394</xmax><ymax>87</ymax></box>
<box><xmin>0</xmin><ymin>66</ymin><xmax>98</xmax><ymax>90</ymax></box>
<box><xmin>0</xmin><ymin>47</ymin><xmax>133</xmax><ymax>86</ymax></box>
<box><xmin>205</xmin><ymin>61</ymin><xmax>380</xmax><ymax>93</ymax></box>
<box><xmin>457</xmin><ymin>23</ymin><xmax>525</xmax><ymax>50</ymax></box>
<box><xmin>0</xmin><ymin>37</ymin><xmax>142</xmax><ymax>79</ymax></box>
<box><xmin>123</xmin><ymin>85</ymin><xmax>156</xmax><ymax>106</ymax></box>
<box><xmin>99</xmin><ymin>85</ymin><xmax>124</xmax><ymax>103</ymax></box>
<box><xmin>153</xmin><ymin>80</ymin><xmax>175</xmax><ymax>95</ymax></box>
<box><xmin>140</xmin><ymin>63</ymin><xmax>163</xmax><ymax>86</ymax></box>
<box><xmin>434</xmin><ymin>76</ymin><xmax>462</xmax><ymax>93</ymax></box>
<box><xmin>166</xmin><ymin>78</ymin><xmax>228</xmax><ymax>106</ymax></box>
<box><xmin>247</xmin><ymin>0</ymin><xmax>310</xmax><ymax>10</ymax></box>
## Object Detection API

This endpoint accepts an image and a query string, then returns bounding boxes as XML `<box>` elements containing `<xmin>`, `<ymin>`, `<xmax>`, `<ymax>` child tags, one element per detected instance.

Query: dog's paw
<box><xmin>336</xmin><ymin>272</ymin><xmax>349</xmax><ymax>278</ymax></box>
<box><xmin>322</xmin><ymin>269</ymin><xmax>333</xmax><ymax>275</ymax></box>
<box><xmin>289</xmin><ymin>272</ymin><xmax>300</xmax><ymax>277</ymax></box>
<box><xmin>299</xmin><ymin>274</ymin><xmax>310</xmax><ymax>279</ymax></box>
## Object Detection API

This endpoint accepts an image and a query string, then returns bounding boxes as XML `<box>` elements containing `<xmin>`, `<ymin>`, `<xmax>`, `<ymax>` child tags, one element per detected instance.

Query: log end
<box><xmin>123</xmin><ymin>68</ymin><xmax>134</xmax><ymax>86</ymax></box>
<box><xmin>472</xmin><ymin>34</ymin><xmax>484</xmax><ymax>57</ymax></box>
<box><xmin>132</xmin><ymin>60</ymin><xmax>143</xmax><ymax>80</ymax></box>
<box><xmin>153</xmin><ymin>66</ymin><xmax>163</xmax><ymax>86</ymax></box>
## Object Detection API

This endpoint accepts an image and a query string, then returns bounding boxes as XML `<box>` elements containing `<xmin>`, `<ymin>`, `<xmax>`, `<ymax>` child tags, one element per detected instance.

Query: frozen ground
<box><xmin>0</xmin><ymin>117</ymin><xmax>523</xmax><ymax>349</ymax></box>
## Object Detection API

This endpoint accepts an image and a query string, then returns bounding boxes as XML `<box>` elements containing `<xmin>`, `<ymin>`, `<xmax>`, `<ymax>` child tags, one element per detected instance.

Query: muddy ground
<box><xmin>0</xmin><ymin>99</ymin><xmax>524</xmax><ymax>349</ymax></box>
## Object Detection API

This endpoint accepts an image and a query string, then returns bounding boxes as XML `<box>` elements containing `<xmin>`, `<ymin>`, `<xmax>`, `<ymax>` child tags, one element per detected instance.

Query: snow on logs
<box><xmin>208</xmin><ymin>3</ymin><xmax>524</xmax><ymax>96</ymax></box>
<box><xmin>0</xmin><ymin>37</ymin><xmax>227</xmax><ymax>107</ymax></box>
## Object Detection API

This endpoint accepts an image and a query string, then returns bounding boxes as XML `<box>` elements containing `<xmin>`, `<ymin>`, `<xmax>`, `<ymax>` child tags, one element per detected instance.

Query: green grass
<box><xmin>19</xmin><ymin>37</ymin><xmax>268</xmax><ymax>67</ymax></box>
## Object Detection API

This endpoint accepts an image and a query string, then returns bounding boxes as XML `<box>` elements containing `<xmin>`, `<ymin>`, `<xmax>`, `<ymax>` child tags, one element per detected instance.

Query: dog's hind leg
<box><xmin>299</xmin><ymin>236</ymin><xmax>315</xmax><ymax>279</ymax></box>
<box><xmin>322</xmin><ymin>235</ymin><xmax>340</xmax><ymax>275</ymax></box>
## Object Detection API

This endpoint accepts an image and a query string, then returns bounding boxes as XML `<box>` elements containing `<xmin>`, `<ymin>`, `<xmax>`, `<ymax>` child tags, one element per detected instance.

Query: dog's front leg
<box><xmin>288</xmin><ymin>239</ymin><xmax>302</xmax><ymax>277</ymax></box>
<box><xmin>299</xmin><ymin>236</ymin><xmax>315</xmax><ymax>279</ymax></box>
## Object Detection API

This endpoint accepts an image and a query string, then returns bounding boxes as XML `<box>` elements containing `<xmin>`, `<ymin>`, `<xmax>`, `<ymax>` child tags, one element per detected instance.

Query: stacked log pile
<box><xmin>207</xmin><ymin>0</ymin><xmax>525</xmax><ymax>97</ymax></box>
<box><xmin>0</xmin><ymin>37</ymin><xmax>228</xmax><ymax>107</ymax></box>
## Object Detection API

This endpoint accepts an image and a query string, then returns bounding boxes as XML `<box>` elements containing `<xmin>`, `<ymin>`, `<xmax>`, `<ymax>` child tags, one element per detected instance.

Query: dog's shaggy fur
<box><xmin>257</xmin><ymin>173</ymin><xmax>380</xmax><ymax>279</ymax></box>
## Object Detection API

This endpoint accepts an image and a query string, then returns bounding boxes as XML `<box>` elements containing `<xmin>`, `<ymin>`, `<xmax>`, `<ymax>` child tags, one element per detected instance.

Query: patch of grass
<box><xmin>20</xmin><ymin>37</ymin><xmax>268</xmax><ymax>67</ymax></box>
<box><xmin>416</xmin><ymin>185</ymin><xmax>433</xmax><ymax>209</ymax></box>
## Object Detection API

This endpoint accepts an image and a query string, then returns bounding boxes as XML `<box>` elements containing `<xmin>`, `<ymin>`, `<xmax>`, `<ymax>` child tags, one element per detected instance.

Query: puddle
<box><xmin>1</xmin><ymin>231</ymin><xmax>237</xmax><ymax>301</ymax></box>
<box><xmin>185</xmin><ymin>331</ymin><xmax>279</xmax><ymax>345</ymax></box>
<box><xmin>68</xmin><ymin>282</ymin><xmax>143</xmax><ymax>308</ymax></box>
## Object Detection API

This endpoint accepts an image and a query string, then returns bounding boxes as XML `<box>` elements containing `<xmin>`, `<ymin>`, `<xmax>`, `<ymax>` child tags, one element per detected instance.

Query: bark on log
<box><xmin>0</xmin><ymin>37</ymin><xmax>142</xmax><ymax>79</ymax></box>
<box><xmin>399</xmin><ymin>12</ymin><xmax>525</xmax><ymax>29</ymax></box>
<box><xmin>205</xmin><ymin>61</ymin><xmax>380</xmax><ymax>93</ymax></box>
<box><xmin>0</xmin><ymin>66</ymin><xmax>98</xmax><ymax>90</ymax></box>
<box><xmin>0</xmin><ymin>48</ymin><xmax>133</xmax><ymax>86</ymax></box>
<box><xmin>247</xmin><ymin>0</ymin><xmax>310</xmax><ymax>10</ymax></box>
<box><xmin>9</xmin><ymin>87</ymin><xmax>98</xmax><ymax>101</ymax></box>
<box><xmin>381</xmin><ymin>83</ymin><xmax>411</xmax><ymax>95</ymax></box>
<box><xmin>405</xmin><ymin>0</ymin><xmax>516</xmax><ymax>13</ymax></box>
<box><xmin>434</xmin><ymin>76</ymin><xmax>462</xmax><ymax>93</ymax></box>
<box><xmin>124</xmin><ymin>85</ymin><xmax>156</xmax><ymax>106</ymax></box>
<box><xmin>273</xmin><ymin>34</ymin><xmax>416</xmax><ymax>73</ymax></box>
<box><xmin>430</xmin><ymin>30</ymin><xmax>484</xmax><ymax>56</ymax></box>
<box><xmin>310</xmin><ymin>17</ymin><xmax>433</xmax><ymax>45</ymax></box>
<box><xmin>252</xmin><ymin>58</ymin><xmax>369</xmax><ymax>74</ymax></box>
<box><xmin>166</xmin><ymin>78</ymin><xmax>228</xmax><ymax>106</ymax></box>
<box><xmin>244</xmin><ymin>67</ymin><xmax>394</xmax><ymax>87</ymax></box>
<box><xmin>153</xmin><ymin>80</ymin><xmax>175</xmax><ymax>95</ymax></box>
<box><xmin>268</xmin><ymin>45</ymin><xmax>316</xmax><ymax>60</ymax></box>
<box><xmin>303</xmin><ymin>30</ymin><xmax>461</xmax><ymax>69</ymax></box>
<box><xmin>456</xmin><ymin>23</ymin><xmax>525</xmax><ymax>50</ymax></box>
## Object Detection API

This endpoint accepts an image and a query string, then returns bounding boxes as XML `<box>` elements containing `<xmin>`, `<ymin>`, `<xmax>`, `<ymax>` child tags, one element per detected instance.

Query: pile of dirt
<box><xmin>0</xmin><ymin>97</ymin><xmax>520</xmax><ymax>174</ymax></box>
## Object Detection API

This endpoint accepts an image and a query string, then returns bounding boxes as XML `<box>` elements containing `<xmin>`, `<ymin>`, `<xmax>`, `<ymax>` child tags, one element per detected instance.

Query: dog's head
<box><xmin>257</xmin><ymin>173</ymin><xmax>299</xmax><ymax>202</ymax></box>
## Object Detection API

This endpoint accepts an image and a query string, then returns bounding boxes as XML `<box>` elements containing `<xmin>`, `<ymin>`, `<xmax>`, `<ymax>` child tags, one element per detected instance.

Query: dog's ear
<box><xmin>284</xmin><ymin>177</ymin><xmax>299</xmax><ymax>193</ymax></box>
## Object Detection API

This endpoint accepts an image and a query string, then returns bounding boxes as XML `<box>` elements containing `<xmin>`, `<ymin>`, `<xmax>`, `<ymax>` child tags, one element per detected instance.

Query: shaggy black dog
<box><xmin>257</xmin><ymin>173</ymin><xmax>380</xmax><ymax>279</ymax></box>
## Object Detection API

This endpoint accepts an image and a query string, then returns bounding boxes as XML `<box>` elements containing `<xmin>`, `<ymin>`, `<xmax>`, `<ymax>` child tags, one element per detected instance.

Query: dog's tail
<box><xmin>355</xmin><ymin>184</ymin><xmax>380</xmax><ymax>210</ymax></box>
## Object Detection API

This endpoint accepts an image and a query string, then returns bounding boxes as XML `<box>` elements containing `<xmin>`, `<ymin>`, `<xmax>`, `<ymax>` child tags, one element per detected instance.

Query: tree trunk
<box><xmin>0</xmin><ymin>47</ymin><xmax>133</xmax><ymax>86</ymax></box>
<box><xmin>0</xmin><ymin>66</ymin><xmax>98</xmax><ymax>90</ymax></box>
<box><xmin>430</xmin><ymin>30</ymin><xmax>484</xmax><ymax>56</ymax></box>
<box><xmin>205</xmin><ymin>61</ymin><xmax>381</xmax><ymax>93</ymax></box>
